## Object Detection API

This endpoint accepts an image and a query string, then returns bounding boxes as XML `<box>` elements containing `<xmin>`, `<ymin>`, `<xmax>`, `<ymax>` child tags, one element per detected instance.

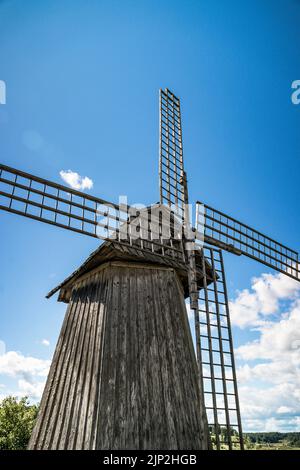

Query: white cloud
<box><xmin>277</xmin><ymin>406</ymin><xmax>293</xmax><ymax>414</ymax></box>
<box><xmin>236</xmin><ymin>299</ymin><xmax>300</xmax><ymax>363</ymax></box>
<box><xmin>0</xmin><ymin>351</ymin><xmax>50</xmax><ymax>379</ymax></box>
<box><xmin>237</xmin><ymin>378</ymin><xmax>300</xmax><ymax>432</ymax></box>
<box><xmin>229</xmin><ymin>271</ymin><xmax>300</xmax><ymax>432</ymax></box>
<box><xmin>17</xmin><ymin>379</ymin><xmax>45</xmax><ymax>399</ymax></box>
<box><xmin>185</xmin><ymin>271</ymin><xmax>300</xmax><ymax>431</ymax></box>
<box><xmin>229</xmin><ymin>272</ymin><xmax>300</xmax><ymax>329</ymax></box>
<box><xmin>60</xmin><ymin>169</ymin><xmax>93</xmax><ymax>191</ymax></box>
<box><xmin>41</xmin><ymin>339</ymin><xmax>50</xmax><ymax>347</ymax></box>
<box><xmin>0</xmin><ymin>350</ymin><xmax>50</xmax><ymax>401</ymax></box>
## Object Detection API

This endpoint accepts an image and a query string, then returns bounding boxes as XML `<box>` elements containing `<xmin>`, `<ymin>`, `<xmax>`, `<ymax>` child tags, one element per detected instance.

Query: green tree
<box><xmin>0</xmin><ymin>396</ymin><xmax>39</xmax><ymax>450</ymax></box>
<box><xmin>243</xmin><ymin>435</ymin><xmax>254</xmax><ymax>450</ymax></box>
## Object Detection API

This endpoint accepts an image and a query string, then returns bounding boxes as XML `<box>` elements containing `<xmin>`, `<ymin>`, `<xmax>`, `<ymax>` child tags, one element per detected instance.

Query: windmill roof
<box><xmin>47</xmin><ymin>239</ymin><xmax>213</xmax><ymax>303</ymax></box>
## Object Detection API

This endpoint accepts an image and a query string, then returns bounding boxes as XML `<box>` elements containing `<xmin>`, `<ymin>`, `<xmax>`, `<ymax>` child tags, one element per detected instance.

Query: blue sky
<box><xmin>0</xmin><ymin>0</ymin><xmax>300</xmax><ymax>433</ymax></box>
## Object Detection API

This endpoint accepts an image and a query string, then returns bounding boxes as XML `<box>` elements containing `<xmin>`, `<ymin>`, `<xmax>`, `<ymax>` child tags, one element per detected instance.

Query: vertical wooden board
<box><xmin>69</xmin><ymin>277</ymin><xmax>99</xmax><ymax>449</ymax></box>
<box><xmin>74</xmin><ymin>274</ymin><xmax>101</xmax><ymax>448</ymax></box>
<box><xmin>126</xmin><ymin>267</ymin><xmax>140</xmax><ymax>449</ymax></box>
<box><xmin>82</xmin><ymin>272</ymin><xmax>107</xmax><ymax>449</ymax></box>
<box><xmin>56</xmin><ymin>281</ymin><xmax>92</xmax><ymax>449</ymax></box>
<box><xmin>116</xmin><ymin>266</ymin><xmax>130</xmax><ymax>448</ymax></box>
<box><xmin>29</xmin><ymin>285</ymin><xmax>86</xmax><ymax>449</ymax></box>
<box><xmin>143</xmin><ymin>268</ymin><xmax>168</xmax><ymax>448</ymax></box>
<box><xmin>88</xmin><ymin>274</ymin><xmax>110</xmax><ymax>449</ymax></box>
<box><xmin>95</xmin><ymin>267</ymin><xmax>118</xmax><ymax>449</ymax></box>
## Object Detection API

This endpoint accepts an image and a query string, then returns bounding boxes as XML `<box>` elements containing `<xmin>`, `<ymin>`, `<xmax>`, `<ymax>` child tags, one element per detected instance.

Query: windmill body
<box><xmin>0</xmin><ymin>88</ymin><xmax>299</xmax><ymax>450</ymax></box>
<box><xmin>29</xmin><ymin>240</ymin><xmax>210</xmax><ymax>450</ymax></box>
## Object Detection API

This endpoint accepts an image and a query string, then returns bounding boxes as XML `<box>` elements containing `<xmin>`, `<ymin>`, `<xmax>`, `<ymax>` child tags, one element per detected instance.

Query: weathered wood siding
<box><xmin>29</xmin><ymin>261</ymin><xmax>210</xmax><ymax>450</ymax></box>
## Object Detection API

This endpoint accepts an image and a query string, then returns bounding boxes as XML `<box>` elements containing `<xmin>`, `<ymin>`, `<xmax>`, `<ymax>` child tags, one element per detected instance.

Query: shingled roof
<box><xmin>47</xmin><ymin>239</ymin><xmax>213</xmax><ymax>303</ymax></box>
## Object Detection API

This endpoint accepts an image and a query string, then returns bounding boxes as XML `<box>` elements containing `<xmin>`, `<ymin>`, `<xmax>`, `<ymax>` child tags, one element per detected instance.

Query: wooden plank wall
<box><xmin>29</xmin><ymin>261</ymin><xmax>210</xmax><ymax>450</ymax></box>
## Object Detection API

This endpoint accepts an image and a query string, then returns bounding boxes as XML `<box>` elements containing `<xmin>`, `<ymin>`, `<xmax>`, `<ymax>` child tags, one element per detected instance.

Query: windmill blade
<box><xmin>192</xmin><ymin>246</ymin><xmax>244</xmax><ymax>450</ymax></box>
<box><xmin>196</xmin><ymin>202</ymin><xmax>300</xmax><ymax>282</ymax></box>
<box><xmin>0</xmin><ymin>163</ymin><xmax>127</xmax><ymax>239</ymax></box>
<box><xmin>0</xmin><ymin>163</ymin><xmax>185</xmax><ymax>264</ymax></box>
<box><xmin>159</xmin><ymin>88</ymin><xmax>186</xmax><ymax>219</ymax></box>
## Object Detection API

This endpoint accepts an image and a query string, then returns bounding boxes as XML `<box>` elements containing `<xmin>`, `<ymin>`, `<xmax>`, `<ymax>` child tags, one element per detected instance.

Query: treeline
<box><xmin>245</xmin><ymin>432</ymin><xmax>300</xmax><ymax>446</ymax></box>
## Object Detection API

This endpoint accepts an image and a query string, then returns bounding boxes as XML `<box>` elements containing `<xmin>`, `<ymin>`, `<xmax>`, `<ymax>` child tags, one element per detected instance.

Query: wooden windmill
<box><xmin>0</xmin><ymin>88</ymin><xmax>299</xmax><ymax>450</ymax></box>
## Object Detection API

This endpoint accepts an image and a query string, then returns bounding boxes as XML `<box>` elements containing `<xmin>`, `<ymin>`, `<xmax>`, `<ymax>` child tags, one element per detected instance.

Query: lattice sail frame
<box><xmin>159</xmin><ymin>89</ymin><xmax>244</xmax><ymax>448</ymax></box>
<box><xmin>0</xmin><ymin>163</ymin><xmax>125</xmax><ymax>238</ymax></box>
<box><xmin>0</xmin><ymin>164</ymin><xmax>185</xmax><ymax>265</ymax></box>
<box><xmin>196</xmin><ymin>202</ymin><xmax>300</xmax><ymax>282</ymax></box>
<box><xmin>192</xmin><ymin>246</ymin><xmax>244</xmax><ymax>450</ymax></box>
<box><xmin>159</xmin><ymin>88</ymin><xmax>185</xmax><ymax>221</ymax></box>
<box><xmin>192</xmin><ymin>201</ymin><xmax>299</xmax><ymax>448</ymax></box>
